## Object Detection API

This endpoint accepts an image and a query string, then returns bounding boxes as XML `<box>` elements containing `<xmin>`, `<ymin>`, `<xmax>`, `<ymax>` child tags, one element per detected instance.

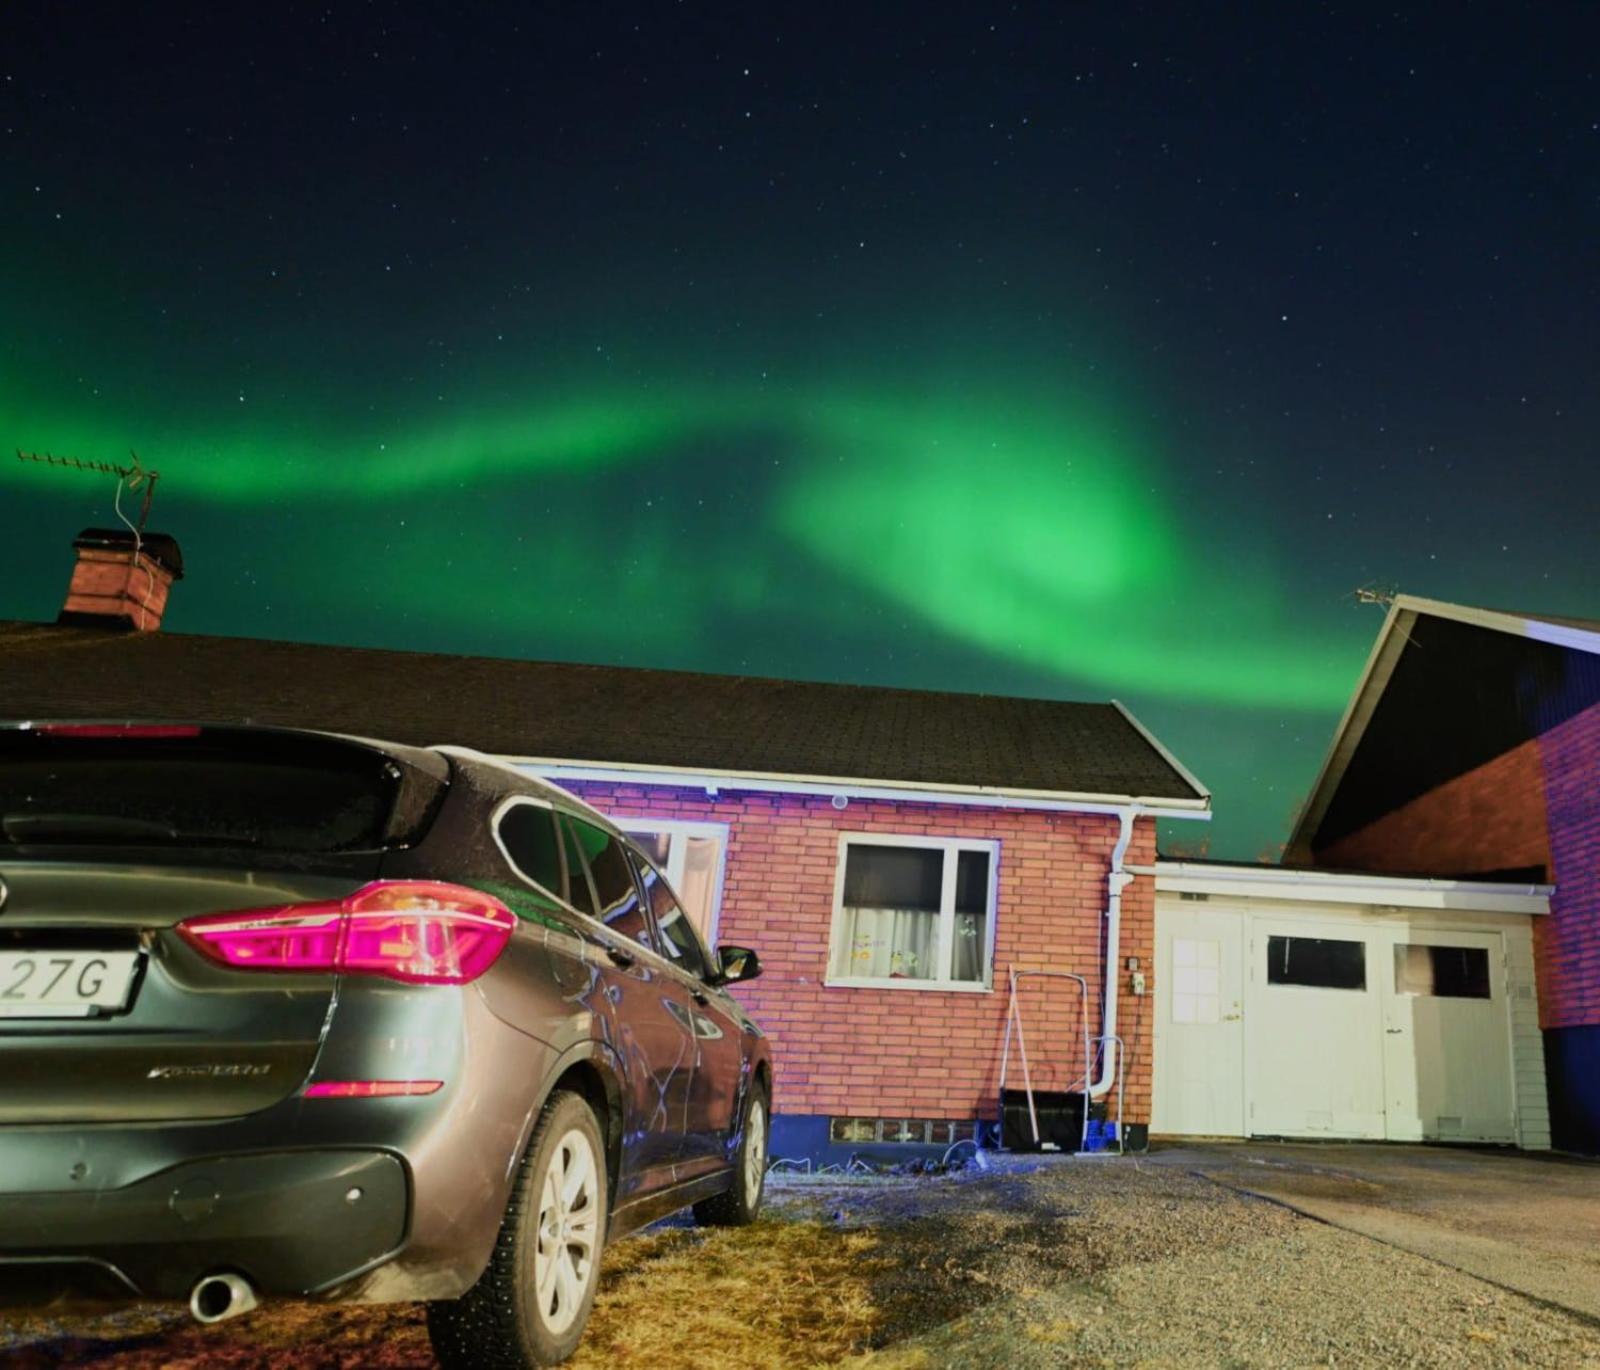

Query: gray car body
<box><xmin>0</xmin><ymin>734</ymin><xmax>771</xmax><ymax>1306</ymax></box>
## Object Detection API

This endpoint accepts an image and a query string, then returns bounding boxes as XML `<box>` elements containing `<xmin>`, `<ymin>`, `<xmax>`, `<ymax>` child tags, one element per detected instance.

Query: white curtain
<box><xmin>677</xmin><ymin>835</ymin><xmax>720</xmax><ymax>940</ymax></box>
<box><xmin>832</xmin><ymin>905</ymin><xmax>939</xmax><ymax>980</ymax></box>
<box><xmin>952</xmin><ymin>911</ymin><xmax>985</xmax><ymax>982</ymax></box>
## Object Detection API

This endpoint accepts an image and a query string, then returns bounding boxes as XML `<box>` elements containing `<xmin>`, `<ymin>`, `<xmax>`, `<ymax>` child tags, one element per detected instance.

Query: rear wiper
<box><xmin>0</xmin><ymin>814</ymin><xmax>259</xmax><ymax>846</ymax></box>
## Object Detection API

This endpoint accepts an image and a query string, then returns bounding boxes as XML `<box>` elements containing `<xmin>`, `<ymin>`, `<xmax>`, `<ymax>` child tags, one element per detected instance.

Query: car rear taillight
<box><xmin>176</xmin><ymin>881</ymin><xmax>515</xmax><ymax>985</ymax></box>
<box><xmin>304</xmin><ymin>1080</ymin><xmax>444</xmax><ymax>1098</ymax></box>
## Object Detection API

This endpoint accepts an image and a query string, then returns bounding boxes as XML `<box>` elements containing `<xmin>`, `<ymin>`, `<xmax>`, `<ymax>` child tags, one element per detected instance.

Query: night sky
<box><xmin>2</xmin><ymin>5</ymin><xmax>1596</xmax><ymax>857</ymax></box>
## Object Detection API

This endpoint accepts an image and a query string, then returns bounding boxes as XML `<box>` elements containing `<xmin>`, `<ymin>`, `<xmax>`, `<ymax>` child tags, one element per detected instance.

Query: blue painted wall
<box><xmin>1544</xmin><ymin>1026</ymin><xmax>1600</xmax><ymax>1153</ymax></box>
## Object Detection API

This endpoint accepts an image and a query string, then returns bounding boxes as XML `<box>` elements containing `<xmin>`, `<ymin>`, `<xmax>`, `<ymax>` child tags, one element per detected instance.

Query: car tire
<box><xmin>428</xmin><ymin>1089</ymin><xmax>607</xmax><ymax>1369</ymax></box>
<box><xmin>692</xmin><ymin>1080</ymin><xmax>768</xmax><ymax>1227</ymax></box>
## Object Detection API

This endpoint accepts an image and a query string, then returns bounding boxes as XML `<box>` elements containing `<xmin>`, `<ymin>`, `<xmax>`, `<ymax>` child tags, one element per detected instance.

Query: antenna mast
<box><xmin>15</xmin><ymin>449</ymin><xmax>161</xmax><ymax>532</ymax></box>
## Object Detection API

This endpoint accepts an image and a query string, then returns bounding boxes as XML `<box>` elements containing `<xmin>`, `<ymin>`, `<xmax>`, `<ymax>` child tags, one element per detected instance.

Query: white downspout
<box><xmin>1090</xmin><ymin>805</ymin><xmax>1139</xmax><ymax>1098</ymax></box>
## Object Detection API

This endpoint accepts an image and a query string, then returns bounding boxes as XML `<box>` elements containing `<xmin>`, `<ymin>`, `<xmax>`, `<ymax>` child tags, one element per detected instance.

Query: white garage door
<box><xmin>1155</xmin><ymin>906</ymin><xmax>1518</xmax><ymax>1144</ymax></box>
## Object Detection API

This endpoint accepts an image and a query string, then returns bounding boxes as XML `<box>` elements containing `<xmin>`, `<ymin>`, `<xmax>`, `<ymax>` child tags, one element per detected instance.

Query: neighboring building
<box><xmin>0</xmin><ymin>529</ymin><xmax>1212</xmax><ymax>1160</ymax></box>
<box><xmin>1285</xmin><ymin>595</ymin><xmax>1600</xmax><ymax>1152</ymax></box>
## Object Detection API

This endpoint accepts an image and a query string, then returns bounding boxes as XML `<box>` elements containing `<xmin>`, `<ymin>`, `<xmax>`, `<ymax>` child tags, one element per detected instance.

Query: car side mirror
<box><xmin>715</xmin><ymin>945</ymin><xmax>762</xmax><ymax>985</ymax></box>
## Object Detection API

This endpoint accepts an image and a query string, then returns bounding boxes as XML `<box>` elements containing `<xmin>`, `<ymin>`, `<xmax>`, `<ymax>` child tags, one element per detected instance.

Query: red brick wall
<box><xmin>1318</xmin><ymin>739</ymin><xmax>1549</xmax><ymax>877</ymax></box>
<box><xmin>1536</xmin><ymin>702</ymin><xmax>1600</xmax><ymax>1030</ymax></box>
<box><xmin>566</xmin><ymin>781</ymin><xmax>1157</xmax><ymax>1126</ymax></box>
<box><xmin>1316</xmin><ymin>700</ymin><xmax>1600</xmax><ymax>1031</ymax></box>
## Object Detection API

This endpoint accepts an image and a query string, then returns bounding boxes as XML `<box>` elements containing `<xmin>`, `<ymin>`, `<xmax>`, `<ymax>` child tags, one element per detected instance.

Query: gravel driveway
<box><xmin>6</xmin><ymin>1150</ymin><xmax>1599</xmax><ymax>1367</ymax></box>
<box><xmin>1186</xmin><ymin>1140</ymin><xmax>1600</xmax><ymax>1323</ymax></box>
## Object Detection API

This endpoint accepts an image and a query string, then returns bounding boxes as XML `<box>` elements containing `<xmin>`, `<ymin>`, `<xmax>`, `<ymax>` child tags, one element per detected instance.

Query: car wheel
<box><xmin>428</xmin><ymin>1089</ymin><xmax>607</xmax><ymax>1368</ymax></box>
<box><xmin>693</xmin><ymin>1080</ymin><xmax>768</xmax><ymax>1227</ymax></box>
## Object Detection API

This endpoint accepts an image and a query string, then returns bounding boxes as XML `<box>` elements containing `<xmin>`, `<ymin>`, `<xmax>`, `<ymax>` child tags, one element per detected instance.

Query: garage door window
<box><xmin>1266</xmin><ymin>935</ymin><xmax>1366</xmax><ymax>990</ymax></box>
<box><xmin>1394</xmin><ymin>944</ymin><xmax>1491</xmax><ymax>999</ymax></box>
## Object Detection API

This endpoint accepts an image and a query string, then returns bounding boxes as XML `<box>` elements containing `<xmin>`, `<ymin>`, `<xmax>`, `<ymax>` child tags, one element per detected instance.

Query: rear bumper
<box><xmin>0</xmin><ymin>1149</ymin><xmax>408</xmax><ymax>1303</ymax></box>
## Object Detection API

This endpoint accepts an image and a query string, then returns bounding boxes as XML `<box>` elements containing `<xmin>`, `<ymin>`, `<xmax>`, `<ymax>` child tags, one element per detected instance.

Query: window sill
<box><xmin>823</xmin><ymin>976</ymin><xmax>993</xmax><ymax>994</ymax></box>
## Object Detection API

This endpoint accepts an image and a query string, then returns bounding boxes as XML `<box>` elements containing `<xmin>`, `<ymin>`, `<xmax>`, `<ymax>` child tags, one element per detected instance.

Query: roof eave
<box><xmin>1155</xmin><ymin>858</ymin><xmax>1551</xmax><ymax>915</ymax></box>
<box><xmin>492</xmin><ymin>753</ymin><xmax>1213</xmax><ymax>819</ymax></box>
<box><xmin>1285</xmin><ymin>600</ymin><xmax>1413</xmax><ymax>861</ymax></box>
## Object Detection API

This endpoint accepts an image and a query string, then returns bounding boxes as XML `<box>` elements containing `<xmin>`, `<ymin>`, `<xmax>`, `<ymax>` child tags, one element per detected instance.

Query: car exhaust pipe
<box><xmin>189</xmin><ymin>1272</ymin><xmax>258</xmax><ymax>1324</ymax></box>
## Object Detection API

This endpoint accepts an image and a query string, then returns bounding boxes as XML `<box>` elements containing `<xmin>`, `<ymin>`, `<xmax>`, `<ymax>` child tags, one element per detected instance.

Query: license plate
<box><xmin>0</xmin><ymin>951</ymin><xmax>142</xmax><ymax>1017</ymax></box>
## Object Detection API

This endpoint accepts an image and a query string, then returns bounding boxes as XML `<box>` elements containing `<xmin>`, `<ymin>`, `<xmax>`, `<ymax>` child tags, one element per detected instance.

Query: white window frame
<box><xmin>824</xmin><ymin>832</ymin><xmax>1000</xmax><ymax>993</ymax></box>
<box><xmin>615</xmin><ymin>818</ymin><xmax>731</xmax><ymax>944</ymax></box>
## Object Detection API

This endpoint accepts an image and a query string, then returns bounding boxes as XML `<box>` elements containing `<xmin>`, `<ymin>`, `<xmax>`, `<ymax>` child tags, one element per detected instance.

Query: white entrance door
<box><xmin>1378</xmin><ymin>928</ymin><xmax>1515</xmax><ymax>1143</ymax></box>
<box><xmin>1247</xmin><ymin>918</ymin><xmax>1387</xmax><ymax>1138</ymax></box>
<box><xmin>1152</xmin><ymin>905</ymin><xmax>1245</xmax><ymax>1136</ymax></box>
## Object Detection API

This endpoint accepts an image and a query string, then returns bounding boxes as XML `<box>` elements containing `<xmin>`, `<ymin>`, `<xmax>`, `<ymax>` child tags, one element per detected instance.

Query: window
<box><xmin>1171</xmin><ymin>937</ymin><xmax>1222</xmax><ymax>1024</ymax></box>
<box><xmin>0</xmin><ymin>730</ymin><xmax>440</xmax><ymax>855</ymax></box>
<box><xmin>493</xmin><ymin>800</ymin><xmax>571</xmax><ymax>918</ymax></box>
<box><xmin>560</xmin><ymin>815</ymin><xmax>654</xmax><ymax>948</ymax></box>
<box><xmin>617</xmin><ymin>820</ymin><xmax>728</xmax><ymax>943</ymax></box>
<box><xmin>498</xmin><ymin>802</ymin><xmax>565</xmax><ymax>896</ymax></box>
<box><xmin>556</xmin><ymin>817</ymin><xmax>597</xmax><ymax>916</ymax></box>
<box><xmin>1394</xmin><ymin>944</ymin><xmax>1491</xmax><ymax>999</ymax></box>
<box><xmin>633</xmin><ymin>852</ymin><xmax>713</xmax><ymax>981</ymax></box>
<box><xmin>1266</xmin><ymin>935</ymin><xmax>1366</xmax><ymax>990</ymax></box>
<box><xmin>826</xmin><ymin>836</ymin><xmax>997</xmax><ymax>989</ymax></box>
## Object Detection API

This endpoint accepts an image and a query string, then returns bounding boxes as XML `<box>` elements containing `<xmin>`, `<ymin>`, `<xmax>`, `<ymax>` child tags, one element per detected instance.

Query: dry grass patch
<box><xmin>573</xmin><ymin>1218</ymin><xmax>891</xmax><ymax>1369</ymax></box>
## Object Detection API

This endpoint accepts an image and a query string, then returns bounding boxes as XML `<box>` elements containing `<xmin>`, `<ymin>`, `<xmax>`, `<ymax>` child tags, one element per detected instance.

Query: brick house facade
<box><xmin>1289</xmin><ymin>596</ymin><xmax>1600</xmax><ymax>1152</ymax></box>
<box><xmin>565</xmin><ymin>781</ymin><xmax>1160</xmax><ymax>1151</ymax></box>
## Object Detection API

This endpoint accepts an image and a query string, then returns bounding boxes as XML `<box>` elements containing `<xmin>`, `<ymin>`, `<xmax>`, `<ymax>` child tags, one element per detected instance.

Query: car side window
<box><xmin>562</xmin><ymin>814</ymin><xmax>653</xmax><ymax>949</ymax></box>
<box><xmin>556</xmin><ymin>816</ymin><xmax>598</xmax><ymax>917</ymax></box>
<box><xmin>497</xmin><ymin>802</ymin><xmax>567</xmax><ymax>904</ymax></box>
<box><xmin>635</xmin><ymin>850</ymin><xmax>713</xmax><ymax>981</ymax></box>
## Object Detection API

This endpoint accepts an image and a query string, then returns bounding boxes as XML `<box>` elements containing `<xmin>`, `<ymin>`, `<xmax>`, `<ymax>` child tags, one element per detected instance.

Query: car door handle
<box><xmin>603</xmin><ymin>945</ymin><xmax>636</xmax><ymax>969</ymax></box>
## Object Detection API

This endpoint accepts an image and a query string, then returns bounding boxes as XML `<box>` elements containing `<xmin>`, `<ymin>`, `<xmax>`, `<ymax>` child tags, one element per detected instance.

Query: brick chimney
<box><xmin>59</xmin><ymin>527</ymin><xmax>184</xmax><ymax>632</ymax></box>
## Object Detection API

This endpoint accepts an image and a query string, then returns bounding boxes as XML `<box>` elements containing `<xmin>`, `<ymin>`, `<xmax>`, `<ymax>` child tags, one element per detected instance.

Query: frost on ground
<box><xmin>4</xmin><ymin>1156</ymin><xmax>1597</xmax><ymax>1368</ymax></box>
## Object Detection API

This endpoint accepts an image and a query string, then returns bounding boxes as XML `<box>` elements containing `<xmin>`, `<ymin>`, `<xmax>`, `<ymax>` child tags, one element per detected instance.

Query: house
<box><xmin>1285</xmin><ymin>595</ymin><xmax>1600</xmax><ymax>1153</ymax></box>
<box><xmin>0</xmin><ymin>528</ymin><xmax>1213</xmax><ymax>1159</ymax></box>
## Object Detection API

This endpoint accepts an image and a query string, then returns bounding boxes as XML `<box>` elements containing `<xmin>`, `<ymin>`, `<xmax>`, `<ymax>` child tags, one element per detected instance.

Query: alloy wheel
<box><xmin>533</xmin><ymin>1127</ymin><xmax>601</xmax><ymax>1336</ymax></box>
<box><xmin>744</xmin><ymin>1096</ymin><xmax>767</xmax><ymax>1203</ymax></box>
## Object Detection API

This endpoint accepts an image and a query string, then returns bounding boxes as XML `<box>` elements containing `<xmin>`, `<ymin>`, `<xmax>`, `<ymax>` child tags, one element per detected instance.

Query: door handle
<box><xmin>1222</xmin><ymin>1012</ymin><xmax>1241</xmax><ymax>1021</ymax></box>
<box><xmin>603</xmin><ymin>945</ymin><xmax>636</xmax><ymax>969</ymax></box>
<box><xmin>1385</xmin><ymin>1027</ymin><xmax>1404</xmax><ymax>1035</ymax></box>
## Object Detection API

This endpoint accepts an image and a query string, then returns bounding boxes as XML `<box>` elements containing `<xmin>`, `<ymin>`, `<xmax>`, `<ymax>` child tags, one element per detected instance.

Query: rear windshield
<box><xmin>0</xmin><ymin>727</ymin><xmax>445</xmax><ymax>854</ymax></box>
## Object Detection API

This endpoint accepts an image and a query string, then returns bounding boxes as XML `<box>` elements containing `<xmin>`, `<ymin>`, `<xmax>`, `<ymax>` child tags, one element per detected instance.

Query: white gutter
<box><xmin>1090</xmin><ymin>805</ymin><xmax>1140</xmax><ymax>1099</ymax></box>
<box><xmin>513</xmin><ymin>758</ymin><xmax>1211</xmax><ymax>822</ymax></box>
<box><xmin>1154</xmin><ymin>860</ymin><xmax>1552</xmax><ymax>915</ymax></box>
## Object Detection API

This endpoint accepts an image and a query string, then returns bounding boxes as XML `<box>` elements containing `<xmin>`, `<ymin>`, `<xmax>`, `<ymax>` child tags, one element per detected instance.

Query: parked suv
<box><xmin>0</xmin><ymin>722</ymin><xmax>771</xmax><ymax>1366</ymax></box>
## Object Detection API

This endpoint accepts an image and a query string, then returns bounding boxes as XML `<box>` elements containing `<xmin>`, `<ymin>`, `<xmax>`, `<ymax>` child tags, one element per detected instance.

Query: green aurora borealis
<box><xmin>0</xmin><ymin>350</ymin><xmax>1374</xmax><ymax>853</ymax></box>
<box><xmin>3</xmin><ymin>5</ymin><xmax>1595</xmax><ymax>859</ymax></box>
<box><xmin>3</xmin><ymin>364</ymin><xmax>1358</xmax><ymax>712</ymax></box>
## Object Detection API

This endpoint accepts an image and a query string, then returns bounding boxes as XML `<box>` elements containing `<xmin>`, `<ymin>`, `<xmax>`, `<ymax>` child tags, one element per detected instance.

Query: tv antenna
<box><xmin>1350</xmin><ymin>581</ymin><xmax>1398</xmax><ymax>609</ymax></box>
<box><xmin>15</xmin><ymin>449</ymin><xmax>161</xmax><ymax>533</ymax></box>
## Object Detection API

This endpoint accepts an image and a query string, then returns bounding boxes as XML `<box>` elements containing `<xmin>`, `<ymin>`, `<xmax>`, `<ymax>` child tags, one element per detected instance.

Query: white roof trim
<box><xmin>1111</xmin><ymin>700</ymin><xmax>1211</xmax><ymax>799</ymax></box>
<box><xmin>503</xmin><ymin>756</ymin><xmax>1211</xmax><ymax>821</ymax></box>
<box><xmin>1394</xmin><ymin>595</ymin><xmax>1600</xmax><ymax>656</ymax></box>
<box><xmin>1287</xmin><ymin>594</ymin><xmax>1600</xmax><ymax>860</ymax></box>
<box><xmin>1155</xmin><ymin>860</ymin><xmax>1551</xmax><ymax>916</ymax></box>
<box><xmin>1285</xmin><ymin>601</ymin><xmax>1413</xmax><ymax>859</ymax></box>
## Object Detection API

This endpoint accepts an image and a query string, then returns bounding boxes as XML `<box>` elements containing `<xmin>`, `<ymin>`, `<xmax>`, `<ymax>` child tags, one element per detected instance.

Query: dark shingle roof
<box><xmin>0</xmin><ymin>621</ymin><xmax>1205</xmax><ymax>803</ymax></box>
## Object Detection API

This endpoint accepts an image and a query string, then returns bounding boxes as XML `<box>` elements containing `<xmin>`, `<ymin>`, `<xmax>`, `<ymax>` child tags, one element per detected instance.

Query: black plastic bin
<box><xmin>1000</xmin><ymin>1087</ymin><xmax>1086</xmax><ymax>1152</ymax></box>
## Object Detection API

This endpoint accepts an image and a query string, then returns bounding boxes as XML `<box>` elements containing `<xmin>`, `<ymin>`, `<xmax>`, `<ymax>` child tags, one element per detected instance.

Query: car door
<box><xmin>557</xmin><ymin>813</ymin><xmax>696</xmax><ymax>1197</ymax></box>
<box><xmin>631</xmin><ymin>848</ymin><xmax>745</xmax><ymax>1180</ymax></box>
